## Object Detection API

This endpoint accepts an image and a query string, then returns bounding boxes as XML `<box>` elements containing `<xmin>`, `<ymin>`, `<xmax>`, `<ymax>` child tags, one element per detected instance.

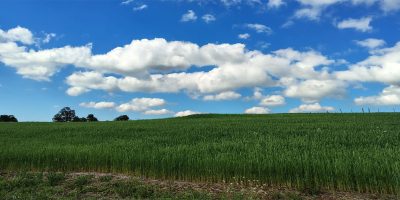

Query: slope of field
<box><xmin>1</xmin><ymin>114</ymin><xmax>399</xmax><ymax>194</ymax></box>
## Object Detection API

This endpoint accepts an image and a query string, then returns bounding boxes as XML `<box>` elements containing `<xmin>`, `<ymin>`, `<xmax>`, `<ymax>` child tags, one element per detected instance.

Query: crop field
<box><xmin>1</xmin><ymin>114</ymin><xmax>400</xmax><ymax>195</ymax></box>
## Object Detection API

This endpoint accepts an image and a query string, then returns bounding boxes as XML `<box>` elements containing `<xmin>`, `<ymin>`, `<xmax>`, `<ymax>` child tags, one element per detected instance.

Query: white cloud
<box><xmin>354</xmin><ymin>85</ymin><xmax>400</xmax><ymax>105</ymax></box>
<box><xmin>355</xmin><ymin>38</ymin><xmax>386</xmax><ymax>49</ymax></box>
<box><xmin>294</xmin><ymin>7</ymin><xmax>323</xmax><ymax>20</ymax></box>
<box><xmin>42</xmin><ymin>33</ymin><xmax>56</xmax><ymax>44</ymax></box>
<box><xmin>0</xmin><ymin>26</ymin><xmax>34</xmax><ymax>45</ymax></box>
<box><xmin>336</xmin><ymin>42</ymin><xmax>400</xmax><ymax>85</ymax></box>
<box><xmin>121</xmin><ymin>0</ymin><xmax>134</xmax><ymax>5</ymax></box>
<box><xmin>245</xmin><ymin>106</ymin><xmax>270</xmax><ymax>114</ymax></box>
<box><xmin>79</xmin><ymin>101</ymin><xmax>116</xmax><ymax>109</ymax></box>
<box><xmin>380</xmin><ymin>0</ymin><xmax>400</xmax><ymax>13</ymax></box>
<box><xmin>175</xmin><ymin>110</ymin><xmax>201</xmax><ymax>117</ymax></box>
<box><xmin>202</xmin><ymin>14</ymin><xmax>216</xmax><ymax>23</ymax></box>
<box><xmin>203</xmin><ymin>91</ymin><xmax>241</xmax><ymax>101</ymax></box>
<box><xmin>336</xmin><ymin>17</ymin><xmax>373</xmax><ymax>32</ymax></box>
<box><xmin>294</xmin><ymin>0</ymin><xmax>342</xmax><ymax>20</ymax></box>
<box><xmin>133</xmin><ymin>4</ymin><xmax>148</xmax><ymax>11</ymax></box>
<box><xmin>143</xmin><ymin>109</ymin><xmax>173</xmax><ymax>115</ymax></box>
<box><xmin>116</xmin><ymin>98</ymin><xmax>166</xmax><ymax>112</ymax></box>
<box><xmin>0</xmin><ymin>42</ymin><xmax>91</xmax><ymax>81</ymax></box>
<box><xmin>351</xmin><ymin>0</ymin><xmax>377</xmax><ymax>6</ymax></box>
<box><xmin>252</xmin><ymin>88</ymin><xmax>264</xmax><ymax>100</ymax></box>
<box><xmin>238</xmin><ymin>33</ymin><xmax>250</xmax><ymax>39</ymax></box>
<box><xmin>66</xmin><ymin>71</ymin><xmax>118</xmax><ymax>96</ymax></box>
<box><xmin>292</xmin><ymin>0</ymin><xmax>400</xmax><ymax>21</ymax></box>
<box><xmin>79</xmin><ymin>98</ymin><xmax>172</xmax><ymax>115</ymax></box>
<box><xmin>245</xmin><ymin>24</ymin><xmax>273</xmax><ymax>34</ymax></box>
<box><xmin>66</xmin><ymin>86</ymin><xmax>90</xmax><ymax>96</ymax></box>
<box><xmin>0</xmin><ymin>27</ymin><xmax>346</xmax><ymax>105</ymax></box>
<box><xmin>284</xmin><ymin>79</ymin><xmax>347</xmax><ymax>103</ymax></box>
<box><xmin>289</xmin><ymin>103</ymin><xmax>334</xmax><ymax>113</ymax></box>
<box><xmin>181</xmin><ymin>10</ymin><xmax>197</xmax><ymax>22</ymax></box>
<box><xmin>268</xmin><ymin>0</ymin><xmax>285</xmax><ymax>8</ymax></box>
<box><xmin>65</xmin><ymin>43</ymin><xmax>334</xmax><ymax>97</ymax></box>
<box><xmin>349</xmin><ymin>0</ymin><xmax>400</xmax><ymax>12</ymax></box>
<box><xmin>260</xmin><ymin>95</ymin><xmax>285</xmax><ymax>106</ymax></box>
<box><xmin>219</xmin><ymin>0</ymin><xmax>258</xmax><ymax>7</ymax></box>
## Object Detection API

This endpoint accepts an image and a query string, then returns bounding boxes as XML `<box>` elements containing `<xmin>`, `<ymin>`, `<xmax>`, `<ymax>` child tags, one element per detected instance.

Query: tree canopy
<box><xmin>53</xmin><ymin>107</ymin><xmax>76</xmax><ymax>122</ymax></box>
<box><xmin>0</xmin><ymin>115</ymin><xmax>18</xmax><ymax>122</ymax></box>
<box><xmin>114</xmin><ymin>115</ymin><xmax>129</xmax><ymax>121</ymax></box>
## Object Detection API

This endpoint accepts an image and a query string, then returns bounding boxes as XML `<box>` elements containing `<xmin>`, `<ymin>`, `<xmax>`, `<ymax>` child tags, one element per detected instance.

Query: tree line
<box><xmin>0</xmin><ymin>107</ymin><xmax>129</xmax><ymax>122</ymax></box>
<box><xmin>53</xmin><ymin>107</ymin><xmax>129</xmax><ymax>122</ymax></box>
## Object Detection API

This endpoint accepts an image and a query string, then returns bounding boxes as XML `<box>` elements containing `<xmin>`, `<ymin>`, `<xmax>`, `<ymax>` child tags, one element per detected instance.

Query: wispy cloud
<box><xmin>181</xmin><ymin>10</ymin><xmax>197</xmax><ymax>22</ymax></box>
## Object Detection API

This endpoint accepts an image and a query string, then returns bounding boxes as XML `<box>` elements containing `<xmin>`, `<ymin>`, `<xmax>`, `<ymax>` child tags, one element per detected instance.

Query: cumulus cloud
<box><xmin>355</xmin><ymin>38</ymin><xmax>386</xmax><ymax>49</ymax></box>
<box><xmin>245</xmin><ymin>24</ymin><xmax>273</xmax><ymax>34</ymax></box>
<box><xmin>203</xmin><ymin>91</ymin><xmax>242</xmax><ymax>101</ymax></box>
<box><xmin>66</xmin><ymin>71</ymin><xmax>118</xmax><ymax>96</ymax></box>
<box><xmin>238</xmin><ymin>33</ymin><xmax>250</xmax><ymax>39</ymax></box>
<box><xmin>336</xmin><ymin>42</ymin><xmax>400</xmax><ymax>85</ymax></box>
<box><xmin>78</xmin><ymin>98</ymin><xmax>172</xmax><ymax>115</ymax></box>
<box><xmin>336</xmin><ymin>17</ymin><xmax>373</xmax><ymax>32</ymax></box>
<box><xmin>289</xmin><ymin>103</ymin><xmax>334</xmax><ymax>113</ymax></box>
<box><xmin>65</xmin><ymin>44</ymin><xmax>333</xmax><ymax>96</ymax></box>
<box><xmin>202</xmin><ymin>14</ymin><xmax>216</xmax><ymax>23</ymax></box>
<box><xmin>0</xmin><ymin>26</ymin><xmax>34</xmax><ymax>45</ymax></box>
<box><xmin>181</xmin><ymin>10</ymin><xmax>197</xmax><ymax>22</ymax></box>
<box><xmin>260</xmin><ymin>95</ymin><xmax>285</xmax><ymax>106</ymax></box>
<box><xmin>143</xmin><ymin>109</ymin><xmax>173</xmax><ymax>115</ymax></box>
<box><xmin>175</xmin><ymin>110</ymin><xmax>201</xmax><ymax>117</ymax></box>
<box><xmin>244</xmin><ymin>106</ymin><xmax>270</xmax><ymax>114</ymax></box>
<box><xmin>354</xmin><ymin>85</ymin><xmax>400</xmax><ymax>105</ymax></box>
<box><xmin>79</xmin><ymin>101</ymin><xmax>116</xmax><ymax>109</ymax></box>
<box><xmin>0</xmin><ymin>42</ymin><xmax>91</xmax><ymax>81</ymax></box>
<box><xmin>116</xmin><ymin>98</ymin><xmax>166</xmax><ymax>112</ymax></box>
<box><xmin>0</xmin><ymin>26</ymin><xmax>347</xmax><ymax>105</ymax></box>
<box><xmin>283</xmin><ymin>79</ymin><xmax>347</xmax><ymax>103</ymax></box>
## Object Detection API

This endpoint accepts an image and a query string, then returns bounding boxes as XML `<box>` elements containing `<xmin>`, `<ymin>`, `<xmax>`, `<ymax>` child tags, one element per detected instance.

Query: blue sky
<box><xmin>1</xmin><ymin>0</ymin><xmax>400</xmax><ymax>121</ymax></box>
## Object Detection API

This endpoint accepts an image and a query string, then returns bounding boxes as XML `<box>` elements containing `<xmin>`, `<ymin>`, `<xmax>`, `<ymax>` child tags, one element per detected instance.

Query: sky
<box><xmin>1</xmin><ymin>0</ymin><xmax>400</xmax><ymax>121</ymax></box>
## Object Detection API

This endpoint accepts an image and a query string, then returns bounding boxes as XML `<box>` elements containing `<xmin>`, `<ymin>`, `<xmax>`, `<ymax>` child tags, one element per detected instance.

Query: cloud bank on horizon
<box><xmin>0</xmin><ymin>0</ymin><xmax>400</xmax><ymax>120</ymax></box>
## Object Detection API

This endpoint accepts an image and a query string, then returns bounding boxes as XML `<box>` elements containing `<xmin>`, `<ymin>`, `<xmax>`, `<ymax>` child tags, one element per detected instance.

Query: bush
<box><xmin>0</xmin><ymin>115</ymin><xmax>18</xmax><ymax>122</ymax></box>
<box><xmin>114</xmin><ymin>115</ymin><xmax>129</xmax><ymax>121</ymax></box>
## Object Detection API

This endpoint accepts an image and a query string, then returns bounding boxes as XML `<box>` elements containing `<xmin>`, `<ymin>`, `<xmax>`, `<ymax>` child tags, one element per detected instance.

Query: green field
<box><xmin>1</xmin><ymin>114</ymin><xmax>400</xmax><ymax>194</ymax></box>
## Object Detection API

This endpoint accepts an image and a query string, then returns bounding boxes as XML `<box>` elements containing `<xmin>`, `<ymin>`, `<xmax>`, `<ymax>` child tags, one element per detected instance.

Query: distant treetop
<box><xmin>114</xmin><ymin>115</ymin><xmax>129</xmax><ymax>121</ymax></box>
<box><xmin>0</xmin><ymin>115</ymin><xmax>18</xmax><ymax>122</ymax></box>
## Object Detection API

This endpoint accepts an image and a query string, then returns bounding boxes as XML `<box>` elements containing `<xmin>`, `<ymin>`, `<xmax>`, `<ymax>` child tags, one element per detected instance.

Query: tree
<box><xmin>114</xmin><ymin>115</ymin><xmax>129</xmax><ymax>121</ymax></box>
<box><xmin>0</xmin><ymin>115</ymin><xmax>18</xmax><ymax>122</ymax></box>
<box><xmin>72</xmin><ymin>116</ymin><xmax>86</xmax><ymax>122</ymax></box>
<box><xmin>53</xmin><ymin>107</ymin><xmax>76</xmax><ymax>122</ymax></box>
<box><xmin>86</xmin><ymin>114</ymin><xmax>98</xmax><ymax>122</ymax></box>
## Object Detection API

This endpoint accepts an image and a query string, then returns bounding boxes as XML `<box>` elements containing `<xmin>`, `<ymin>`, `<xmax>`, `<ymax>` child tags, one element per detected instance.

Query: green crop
<box><xmin>0</xmin><ymin>113</ymin><xmax>399</xmax><ymax>194</ymax></box>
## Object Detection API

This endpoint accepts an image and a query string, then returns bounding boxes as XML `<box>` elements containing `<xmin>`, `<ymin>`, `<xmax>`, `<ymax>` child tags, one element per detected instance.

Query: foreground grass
<box><xmin>1</xmin><ymin>114</ymin><xmax>400</xmax><ymax>194</ymax></box>
<box><xmin>1</xmin><ymin>171</ymin><xmax>397</xmax><ymax>199</ymax></box>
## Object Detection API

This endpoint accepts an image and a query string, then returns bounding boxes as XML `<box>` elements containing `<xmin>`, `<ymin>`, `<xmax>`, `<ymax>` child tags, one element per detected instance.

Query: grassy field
<box><xmin>1</xmin><ymin>113</ymin><xmax>400</xmax><ymax>195</ymax></box>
